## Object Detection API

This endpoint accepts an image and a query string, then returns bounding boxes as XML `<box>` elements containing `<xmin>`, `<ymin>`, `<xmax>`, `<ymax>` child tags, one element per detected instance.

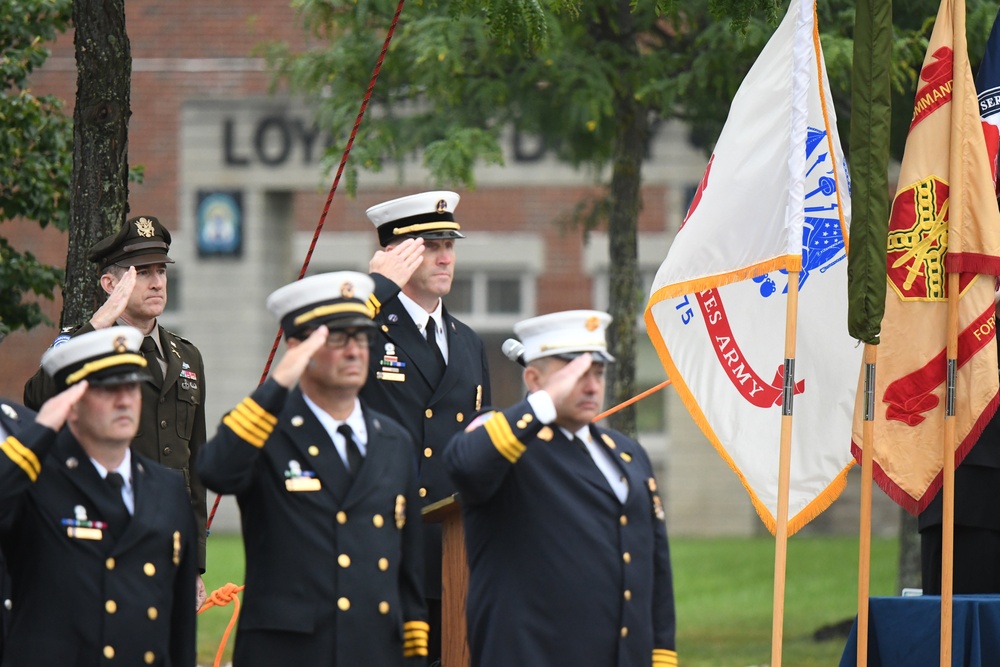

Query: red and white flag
<box><xmin>644</xmin><ymin>0</ymin><xmax>858</xmax><ymax>534</ymax></box>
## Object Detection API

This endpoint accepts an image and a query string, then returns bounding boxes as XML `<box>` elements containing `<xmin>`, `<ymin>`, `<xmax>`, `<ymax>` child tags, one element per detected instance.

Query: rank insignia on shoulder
<box><xmin>537</xmin><ymin>426</ymin><xmax>554</xmax><ymax>442</ymax></box>
<box><xmin>395</xmin><ymin>494</ymin><xmax>406</xmax><ymax>529</ymax></box>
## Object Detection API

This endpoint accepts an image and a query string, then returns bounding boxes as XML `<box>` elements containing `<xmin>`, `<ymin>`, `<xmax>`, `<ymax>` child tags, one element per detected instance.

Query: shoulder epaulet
<box><xmin>162</xmin><ymin>327</ymin><xmax>192</xmax><ymax>344</ymax></box>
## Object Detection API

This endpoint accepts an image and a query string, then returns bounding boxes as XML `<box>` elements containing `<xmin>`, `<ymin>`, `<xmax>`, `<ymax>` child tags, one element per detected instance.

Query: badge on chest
<box><xmin>284</xmin><ymin>459</ymin><xmax>322</xmax><ymax>492</ymax></box>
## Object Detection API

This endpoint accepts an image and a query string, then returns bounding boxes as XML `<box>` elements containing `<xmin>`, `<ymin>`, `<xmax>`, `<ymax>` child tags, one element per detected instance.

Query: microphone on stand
<box><xmin>501</xmin><ymin>338</ymin><xmax>526</xmax><ymax>367</ymax></box>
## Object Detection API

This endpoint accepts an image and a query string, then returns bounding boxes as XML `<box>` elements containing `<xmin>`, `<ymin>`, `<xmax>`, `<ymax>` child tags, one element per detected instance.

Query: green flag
<box><xmin>846</xmin><ymin>0</ymin><xmax>892</xmax><ymax>344</ymax></box>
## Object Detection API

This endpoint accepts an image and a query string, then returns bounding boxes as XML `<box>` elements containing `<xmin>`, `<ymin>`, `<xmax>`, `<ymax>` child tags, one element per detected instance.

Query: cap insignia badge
<box><xmin>341</xmin><ymin>281</ymin><xmax>355</xmax><ymax>298</ymax></box>
<box><xmin>113</xmin><ymin>335</ymin><xmax>128</xmax><ymax>353</ymax></box>
<box><xmin>436</xmin><ymin>199</ymin><xmax>448</xmax><ymax>214</ymax></box>
<box><xmin>135</xmin><ymin>217</ymin><xmax>155</xmax><ymax>238</ymax></box>
<box><xmin>585</xmin><ymin>316</ymin><xmax>600</xmax><ymax>332</ymax></box>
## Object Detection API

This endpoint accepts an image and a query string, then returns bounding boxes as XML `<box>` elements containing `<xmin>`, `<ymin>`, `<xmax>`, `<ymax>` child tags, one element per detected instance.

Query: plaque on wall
<box><xmin>196</xmin><ymin>190</ymin><xmax>243</xmax><ymax>257</ymax></box>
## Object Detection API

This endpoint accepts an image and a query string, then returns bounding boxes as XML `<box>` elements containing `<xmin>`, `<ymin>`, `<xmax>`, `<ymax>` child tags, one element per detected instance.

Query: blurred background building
<box><xmin>0</xmin><ymin>0</ymin><xmax>898</xmax><ymax>537</ymax></box>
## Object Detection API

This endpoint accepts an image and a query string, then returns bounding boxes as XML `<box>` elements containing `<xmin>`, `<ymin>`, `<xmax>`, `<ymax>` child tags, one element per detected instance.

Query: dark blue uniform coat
<box><xmin>0</xmin><ymin>422</ymin><xmax>197</xmax><ymax>667</ymax></box>
<box><xmin>0</xmin><ymin>400</ymin><xmax>34</xmax><ymax>661</ymax></box>
<box><xmin>362</xmin><ymin>274</ymin><xmax>491</xmax><ymax>598</ymax></box>
<box><xmin>445</xmin><ymin>399</ymin><xmax>678</xmax><ymax>667</ymax></box>
<box><xmin>197</xmin><ymin>379</ymin><xmax>427</xmax><ymax>667</ymax></box>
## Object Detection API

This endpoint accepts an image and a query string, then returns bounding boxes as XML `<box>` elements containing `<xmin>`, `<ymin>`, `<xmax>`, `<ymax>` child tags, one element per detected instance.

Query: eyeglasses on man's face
<box><xmin>322</xmin><ymin>328</ymin><xmax>377</xmax><ymax>349</ymax></box>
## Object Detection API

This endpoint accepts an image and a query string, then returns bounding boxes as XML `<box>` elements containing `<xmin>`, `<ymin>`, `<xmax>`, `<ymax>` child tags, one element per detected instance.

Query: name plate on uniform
<box><xmin>286</xmin><ymin>477</ymin><xmax>322</xmax><ymax>492</ymax></box>
<box><xmin>67</xmin><ymin>526</ymin><xmax>103</xmax><ymax>540</ymax></box>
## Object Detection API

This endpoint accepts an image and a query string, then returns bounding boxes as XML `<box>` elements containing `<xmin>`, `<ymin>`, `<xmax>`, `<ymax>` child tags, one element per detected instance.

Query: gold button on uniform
<box><xmin>372</xmin><ymin>514</ymin><xmax>384</xmax><ymax>528</ymax></box>
<box><xmin>338</xmin><ymin>597</ymin><xmax>351</xmax><ymax>611</ymax></box>
<box><xmin>105</xmin><ymin>600</ymin><xmax>117</xmax><ymax>614</ymax></box>
<box><xmin>378</xmin><ymin>558</ymin><xmax>389</xmax><ymax>571</ymax></box>
<box><xmin>522</xmin><ymin>413</ymin><xmax>533</xmax><ymax>423</ymax></box>
<box><xmin>425</xmin><ymin>409</ymin><xmax>433</xmax><ymax>419</ymax></box>
<box><xmin>624</xmin><ymin>590</ymin><xmax>632</xmax><ymax>601</ymax></box>
<box><xmin>623</xmin><ymin>552</ymin><xmax>631</xmax><ymax>564</ymax></box>
<box><xmin>308</xmin><ymin>445</ymin><xmax>319</xmax><ymax>456</ymax></box>
<box><xmin>148</xmin><ymin>607</ymin><xmax>159</xmax><ymax>620</ymax></box>
<box><xmin>456</xmin><ymin>412</ymin><xmax>464</xmax><ymax>422</ymax></box>
<box><xmin>419</xmin><ymin>487</ymin><xmax>427</xmax><ymax>498</ymax></box>
<box><xmin>337</xmin><ymin>511</ymin><xmax>347</xmax><ymax>524</ymax></box>
<box><xmin>145</xmin><ymin>651</ymin><xmax>156</xmax><ymax>664</ymax></box>
<box><xmin>338</xmin><ymin>554</ymin><xmax>351</xmax><ymax>568</ymax></box>
<box><xmin>516</xmin><ymin>420</ymin><xmax>526</xmax><ymax>429</ymax></box>
<box><xmin>104</xmin><ymin>646</ymin><xmax>115</xmax><ymax>659</ymax></box>
<box><xmin>105</xmin><ymin>557</ymin><xmax>115</xmax><ymax>570</ymax></box>
<box><xmin>619</xmin><ymin>515</ymin><xmax>628</xmax><ymax>526</ymax></box>
<box><xmin>144</xmin><ymin>563</ymin><xmax>156</xmax><ymax>576</ymax></box>
<box><xmin>379</xmin><ymin>601</ymin><xmax>390</xmax><ymax>614</ymax></box>
<box><xmin>423</xmin><ymin>448</ymin><xmax>433</xmax><ymax>458</ymax></box>
<box><xmin>621</xmin><ymin>627</ymin><xmax>629</xmax><ymax>638</ymax></box>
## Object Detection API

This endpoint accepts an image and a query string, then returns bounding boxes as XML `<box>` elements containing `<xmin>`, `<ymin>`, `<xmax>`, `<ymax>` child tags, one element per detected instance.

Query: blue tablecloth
<box><xmin>839</xmin><ymin>595</ymin><xmax>1000</xmax><ymax>667</ymax></box>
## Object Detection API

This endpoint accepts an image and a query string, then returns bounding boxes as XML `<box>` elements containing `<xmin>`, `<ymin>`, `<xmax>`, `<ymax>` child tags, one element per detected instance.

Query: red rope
<box><xmin>207</xmin><ymin>0</ymin><xmax>408</xmax><ymax>533</ymax></box>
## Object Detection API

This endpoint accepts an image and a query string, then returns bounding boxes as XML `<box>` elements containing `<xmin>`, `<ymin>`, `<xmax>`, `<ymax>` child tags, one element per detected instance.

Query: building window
<box><xmin>444</xmin><ymin>272</ymin><xmax>532</xmax><ymax>327</ymax></box>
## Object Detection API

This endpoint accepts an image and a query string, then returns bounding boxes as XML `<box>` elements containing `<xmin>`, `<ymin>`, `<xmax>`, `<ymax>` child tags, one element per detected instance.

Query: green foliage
<box><xmin>0</xmin><ymin>0</ymin><xmax>73</xmax><ymax>337</ymax></box>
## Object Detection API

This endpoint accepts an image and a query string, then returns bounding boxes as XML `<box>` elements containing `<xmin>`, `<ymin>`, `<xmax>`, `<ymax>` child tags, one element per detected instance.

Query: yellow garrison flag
<box><xmin>851</xmin><ymin>0</ymin><xmax>1000</xmax><ymax>512</ymax></box>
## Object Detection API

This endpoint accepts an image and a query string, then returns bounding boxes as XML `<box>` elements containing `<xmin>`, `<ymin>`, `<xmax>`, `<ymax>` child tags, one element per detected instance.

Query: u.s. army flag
<box><xmin>644</xmin><ymin>0</ymin><xmax>858</xmax><ymax>534</ymax></box>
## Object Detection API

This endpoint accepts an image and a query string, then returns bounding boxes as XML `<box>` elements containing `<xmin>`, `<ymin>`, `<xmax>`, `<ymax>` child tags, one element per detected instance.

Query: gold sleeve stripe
<box><xmin>652</xmin><ymin>648</ymin><xmax>678</xmax><ymax>666</ymax></box>
<box><xmin>402</xmin><ymin>620</ymin><xmax>430</xmax><ymax>657</ymax></box>
<box><xmin>368</xmin><ymin>293</ymin><xmax>382</xmax><ymax>315</ymax></box>
<box><xmin>483</xmin><ymin>412</ymin><xmax>525</xmax><ymax>463</ymax></box>
<box><xmin>228</xmin><ymin>406</ymin><xmax>272</xmax><ymax>442</ymax></box>
<box><xmin>1</xmin><ymin>437</ymin><xmax>40</xmax><ymax>482</ymax></box>
<box><xmin>237</xmin><ymin>398</ymin><xmax>278</xmax><ymax>425</ymax></box>
<box><xmin>223</xmin><ymin>415</ymin><xmax>267</xmax><ymax>448</ymax></box>
<box><xmin>223</xmin><ymin>397</ymin><xmax>277</xmax><ymax>449</ymax></box>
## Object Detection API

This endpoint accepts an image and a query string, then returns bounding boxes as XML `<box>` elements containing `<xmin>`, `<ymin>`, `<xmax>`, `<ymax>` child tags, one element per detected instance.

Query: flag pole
<box><xmin>942</xmin><ymin>0</ymin><xmax>967</xmax><ymax>659</ymax></box>
<box><xmin>941</xmin><ymin>272</ymin><xmax>959</xmax><ymax>667</ymax></box>
<box><xmin>770</xmin><ymin>268</ymin><xmax>799</xmax><ymax>667</ymax></box>
<box><xmin>857</xmin><ymin>343</ymin><xmax>877</xmax><ymax>667</ymax></box>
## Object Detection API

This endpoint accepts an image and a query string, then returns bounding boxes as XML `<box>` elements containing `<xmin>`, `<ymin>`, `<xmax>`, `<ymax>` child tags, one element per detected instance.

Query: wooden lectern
<box><xmin>422</xmin><ymin>494</ymin><xmax>470</xmax><ymax>667</ymax></box>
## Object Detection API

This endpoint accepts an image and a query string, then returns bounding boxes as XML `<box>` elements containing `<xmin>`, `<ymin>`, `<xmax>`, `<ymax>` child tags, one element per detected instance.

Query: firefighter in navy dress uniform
<box><xmin>363</xmin><ymin>191</ymin><xmax>491</xmax><ymax>662</ymax></box>
<box><xmin>1</xmin><ymin>327</ymin><xmax>197</xmax><ymax>666</ymax></box>
<box><xmin>197</xmin><ymin>271</ymin><xmax>428</xmax><ymax>666</ymax></box>
<box><xmin>0</xmin><ymin>399</ymin><xmax>34</xmax><ymax>660</ymax></box>
<box><xmin>445</xmin><ymin>310</ymin><xmax>678</xmax><ymax>667</ymax></box>
<box><xmin>23</xmin><ymin>216</ymin><xmax>210</xmax><ymax>607</ymax></box>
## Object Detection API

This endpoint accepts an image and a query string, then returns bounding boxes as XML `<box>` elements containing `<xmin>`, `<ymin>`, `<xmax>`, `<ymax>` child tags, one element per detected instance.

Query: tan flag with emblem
<box><xmin>850</xmin><ymin>0</ymin><xmax>1000</xmax><ymax>513</ymax></box>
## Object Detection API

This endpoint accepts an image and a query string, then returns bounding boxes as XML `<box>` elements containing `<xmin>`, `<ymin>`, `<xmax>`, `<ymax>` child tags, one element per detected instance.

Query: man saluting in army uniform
<box><xmin>445</xmin><ymin>310</ymin><xmax>678</xmax><ymax>667</ymax></box>
<box><xmin>2</xmin><ymin>327</ymin><xmax>197</xmax><ymax>666</ymax></box>
<box><xmin>197</xmin><ymin>272</ymin><xmax>428</xmax><ymax>666</ymax></box>
<box><xmin>23</xmin><ymin>216</ymin><xmax>209</xmax><ymax>607</ymax></box>
<box><xmin>364</xmin><ymin>191</ymin><xmax>491</xmax><ymax>662</ymax></box>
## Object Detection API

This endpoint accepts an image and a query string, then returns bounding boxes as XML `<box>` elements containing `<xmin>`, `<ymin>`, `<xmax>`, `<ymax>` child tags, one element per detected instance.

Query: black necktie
<box><xmin>337</xmin><ymin>424</ymin><xmax>364</xmax><ymax>479</ymax></box>
<box><xmin>140</xmin><ymin>336</ymin><xmax>163</xmax><ymax>384</ymax></box>
<box><xmin>104</xmin><ymin>471</ymin><xmax>131</xmax><ymax>532</ymax></box>
<box><xmin>425</xmin><ymin>317</ymin><xmax>446</xmax><ymax>372</ymax></box>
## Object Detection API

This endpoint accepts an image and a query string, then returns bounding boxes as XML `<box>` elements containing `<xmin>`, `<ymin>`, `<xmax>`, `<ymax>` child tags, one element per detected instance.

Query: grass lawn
<box><xmin>197</xmin><ymin>533</ymin><xmax>898</xmax><ymax>666</ymax></box>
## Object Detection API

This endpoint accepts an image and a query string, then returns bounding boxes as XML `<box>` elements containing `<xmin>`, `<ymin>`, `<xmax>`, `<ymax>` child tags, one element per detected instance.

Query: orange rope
<box><xmin>592</xmin><ymin>379</ymin><xmax>671</xmax><ymax>422</ymax></box>
<box><xmin>197</xmin><ymin>582</ymin><xmax>246</xmax><ymax>667</ymax></box>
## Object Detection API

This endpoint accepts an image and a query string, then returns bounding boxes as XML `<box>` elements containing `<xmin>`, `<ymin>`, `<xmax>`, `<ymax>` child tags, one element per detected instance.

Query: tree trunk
<box><xmin>63</xmin><ymin>0</ymin><xmax>131</xmax><ymax>328</ymax></box>
<box><xmin>604</xmin><ymin>0</ymin><xmax>648</xmax><ymax>439</ymax></box>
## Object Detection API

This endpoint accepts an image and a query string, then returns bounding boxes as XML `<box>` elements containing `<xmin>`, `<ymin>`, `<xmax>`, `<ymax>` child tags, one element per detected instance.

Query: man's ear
<box><xmin>523</xmin><ymin>365</ymin><xmax>542</xmax><ymax>393</ymax></box>
<box><xmin>99</xmin><ymin>273</ymin><xmax>117</xmax><ymax>296</ymax></box>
